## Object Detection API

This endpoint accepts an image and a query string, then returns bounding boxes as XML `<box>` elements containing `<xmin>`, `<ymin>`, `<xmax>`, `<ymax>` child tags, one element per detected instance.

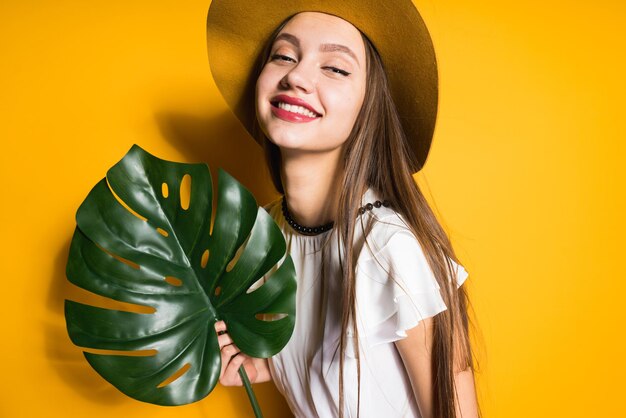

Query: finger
<box><xmin>223</xmin><ymin>355</ymin><xmax>259</xmax><ymax>386</ymax></box>
<box><xmin>241</xmin><ymin>358</ymin><xmax>259</xmax><ymax>384</ymax></box>
<box><xmin>221</xmin><ymin>343</ymin><xmax>240</xmax><ymax>359</ymax></box>
<box><xmin>217</xmin><ymin>333</ymin><xmax>234</xmax><ymax>349</ymax></box>
<box><xmin>219</xmin><ymin>349</ymin><xmax>229</xmax><ymax>379</ymax></box>
<box><xmin>218</xmin><ymin>344</ymin><xmax>237</xmax><ymax>379</ymax></box>
<box><xmin>214</xmin><ymin>320</ymin><xmax>227</xmax><ymax>334</ymax></box>
<box><xmin>222</xmin><ymin>353</ymin><xmax>246</xmax><ymax>386</ymax></box>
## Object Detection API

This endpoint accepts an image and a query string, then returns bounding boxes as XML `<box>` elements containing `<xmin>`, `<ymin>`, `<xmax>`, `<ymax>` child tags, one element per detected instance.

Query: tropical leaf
<box><xmin>64</xmin><ymin>144</ymin><xmax>296</xmax><ymax>406</ymax></box>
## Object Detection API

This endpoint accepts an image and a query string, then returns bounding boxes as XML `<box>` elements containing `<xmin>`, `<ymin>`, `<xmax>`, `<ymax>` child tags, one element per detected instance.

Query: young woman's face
<box><xmin>255</xmin><ymin>12</ymin><xmax>367</xmax><ymax>154</ymax></box>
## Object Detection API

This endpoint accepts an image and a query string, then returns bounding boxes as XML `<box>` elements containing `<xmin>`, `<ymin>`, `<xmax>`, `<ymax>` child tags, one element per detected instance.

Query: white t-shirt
<box><xmin>262</xmin><ymin>187</ymin><xmax>469</xmax><ymax>418</ymax></box>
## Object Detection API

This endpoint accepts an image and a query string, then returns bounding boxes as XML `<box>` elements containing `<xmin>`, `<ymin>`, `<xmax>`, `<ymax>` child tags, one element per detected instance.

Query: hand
<box><xmin>214</xmin><ymin>320</ymin><xmax>272</xmax><ymax>386</ymax></box>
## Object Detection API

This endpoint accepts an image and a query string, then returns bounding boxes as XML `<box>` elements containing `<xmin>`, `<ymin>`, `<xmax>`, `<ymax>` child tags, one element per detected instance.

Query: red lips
<box><xmin>270</xmin><ymin>94</ymin><xmax>322</xmax><ymax>116</ymax></box>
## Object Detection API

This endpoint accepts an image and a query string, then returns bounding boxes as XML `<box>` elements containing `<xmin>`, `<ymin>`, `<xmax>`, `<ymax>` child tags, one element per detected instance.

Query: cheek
<box><xmin>256</xmin><ymin>65</ymin><xmax>275</xmax><ymax>94</ymax></box>
<box><xmin>255</xmin><ymin>73</ymin><xmax>273</xmax><ymax>113</ymax></box>
<box><xmin>354</xmin><ymin>78</ymin><xmax>367</xmax><ymax>114</ymax></box>
<box><xmin>328</xmin><ymin>88</ymin><xmax>364</xmax><ymax>122</ymax></box>
<box><xmin>255</xmin><ymin>71</ymin><xmax>268</xmax><ymax>99</ymax></box>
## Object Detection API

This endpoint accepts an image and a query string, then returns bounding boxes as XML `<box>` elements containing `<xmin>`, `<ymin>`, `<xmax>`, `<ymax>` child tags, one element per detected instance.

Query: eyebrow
<box><xmin>273</xmin><ymin>32</ymin><xmax>360</xmax><ymax>68</ymax></box>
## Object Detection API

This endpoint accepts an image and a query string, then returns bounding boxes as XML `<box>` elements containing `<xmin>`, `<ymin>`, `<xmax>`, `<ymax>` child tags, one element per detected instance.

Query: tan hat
<box><xmin>206</xmin><ymin>0</ymin><xmax>438</xmax><ymax>170</ymax></box>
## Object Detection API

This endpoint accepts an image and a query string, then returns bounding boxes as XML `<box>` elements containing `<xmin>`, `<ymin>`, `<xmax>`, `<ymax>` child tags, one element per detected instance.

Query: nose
<box><xmin>280</xmin><ymin>60</ymin><xmax>316</xmax><ymax>93</ymax></box>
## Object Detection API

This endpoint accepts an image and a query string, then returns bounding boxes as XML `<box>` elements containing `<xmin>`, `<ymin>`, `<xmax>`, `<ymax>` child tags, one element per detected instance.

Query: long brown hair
<box><xmin>251</xmin><ymin>13</ymin><xmax>482</xmax><ymax>418</ymax></box>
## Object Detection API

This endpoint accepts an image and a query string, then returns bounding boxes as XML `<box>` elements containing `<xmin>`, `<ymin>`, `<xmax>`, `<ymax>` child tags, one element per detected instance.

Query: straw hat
<box><xmin>206</xmin><ymin>0</ymin><xmax>438</xmax><ymax>170</ymax></box>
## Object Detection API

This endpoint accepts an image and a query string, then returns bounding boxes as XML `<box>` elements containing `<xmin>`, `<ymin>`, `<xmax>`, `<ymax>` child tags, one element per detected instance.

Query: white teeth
<box><xmin>277</xmin><ymin>102</ymin><xmax>318</xmax><ymax>118</ymax></box>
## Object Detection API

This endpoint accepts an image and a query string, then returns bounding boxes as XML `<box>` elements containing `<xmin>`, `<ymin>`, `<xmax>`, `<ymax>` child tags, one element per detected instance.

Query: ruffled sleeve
<box><xmin>353</xmin><ymin>229</ymin><xmax>469</xmax><ymax>351</ymax></box>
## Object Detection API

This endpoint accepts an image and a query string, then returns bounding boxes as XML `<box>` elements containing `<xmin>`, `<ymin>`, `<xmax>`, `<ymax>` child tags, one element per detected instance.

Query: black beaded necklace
<box><xmin>281</xmin><ymin>196</ymin><xmax>391</xmax><ymax>236</ymax></box>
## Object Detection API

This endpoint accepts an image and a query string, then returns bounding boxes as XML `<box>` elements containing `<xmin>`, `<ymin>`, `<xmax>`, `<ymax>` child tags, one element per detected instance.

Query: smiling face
<box><xmin>255</xmin><ymin>12</ymin><xmax>367</xmax><ymax>154</ymax></box>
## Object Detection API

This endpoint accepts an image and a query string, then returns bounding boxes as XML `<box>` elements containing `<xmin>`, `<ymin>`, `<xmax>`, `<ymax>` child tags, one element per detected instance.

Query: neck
<box><xmin>281</xmin><ymin>148</ymin><xmax>344</xmax><ymax>227</ymax></box>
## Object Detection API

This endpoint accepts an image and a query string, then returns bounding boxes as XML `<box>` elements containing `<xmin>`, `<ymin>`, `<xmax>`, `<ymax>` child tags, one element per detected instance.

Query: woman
<box><xmin>208</xmin><ymin>2</ymin><xmax>481</xmax><ymax>417</ymax></box>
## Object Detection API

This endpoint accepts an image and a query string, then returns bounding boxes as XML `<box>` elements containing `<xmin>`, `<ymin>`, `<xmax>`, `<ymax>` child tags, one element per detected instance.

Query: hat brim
<box><xmin>206</xmin><ymin>0</ymin><xmax>438</xmax><ymax>170</ymax></box>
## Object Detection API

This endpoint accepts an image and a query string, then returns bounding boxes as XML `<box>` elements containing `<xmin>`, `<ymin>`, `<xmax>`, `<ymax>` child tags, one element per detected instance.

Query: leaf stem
<box><xmin>239</xmin><ymin>365</ymin><xmax>264</xmax><ymax>418</ymax></box>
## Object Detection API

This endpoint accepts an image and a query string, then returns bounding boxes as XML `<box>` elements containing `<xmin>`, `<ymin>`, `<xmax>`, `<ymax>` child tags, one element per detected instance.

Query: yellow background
<box><xmin>1</xmin><ymin>0</ymin><xmax>624</xmax><ymax>417</ymax></box>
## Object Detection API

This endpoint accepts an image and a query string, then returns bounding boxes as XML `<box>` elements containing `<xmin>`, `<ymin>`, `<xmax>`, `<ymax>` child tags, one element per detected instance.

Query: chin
<box><xmin>262</xmin><ymin>125</ymin><xmax>305</xmax><ymax>145</ymax></box>
<box><xmin>267</xmin><ymin>135</ymin><xmax>308</xmax><ymax>150</ymax></box>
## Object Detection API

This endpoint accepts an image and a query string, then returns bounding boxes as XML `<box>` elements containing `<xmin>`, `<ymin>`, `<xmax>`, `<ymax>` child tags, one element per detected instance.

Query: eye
<box><xmin>270</xmin><ymin>54</ymin><xmax>295</xmax><ymax>63</ymax></box>
<box><xmin>324</xmin><ymin>66</ymin><xmax>351</xmax><ymax>77</ymax></box>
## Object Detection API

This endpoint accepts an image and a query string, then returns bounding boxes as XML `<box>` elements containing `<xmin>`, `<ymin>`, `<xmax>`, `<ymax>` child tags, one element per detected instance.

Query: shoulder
<box><xmin>352</xmin><ymin>207</ymin><xmax>469</xmax><ymax>349</ymax></box>
<box><xmin>356</xmin><ymin>205</ymin><xmax>419</xmax><ymax>265</ymax></box>
<box><xmin>355</xmin><ymin>205</ymin><xmax>469</xmax><ymax>291</ymax></box>
<box><xmin>354</xmin><ymin>187</ymin><xmax>418</xmax><ymax>259</ymax></box>
<box><xmin>351</xmin><ymin>208</ymin><xmax>447</xmax><ymax>349</ymax></box>
<box><xmin>357</xmin><ymin>214</ymin><xmax>432</xmax><ymax>293</ymax></box>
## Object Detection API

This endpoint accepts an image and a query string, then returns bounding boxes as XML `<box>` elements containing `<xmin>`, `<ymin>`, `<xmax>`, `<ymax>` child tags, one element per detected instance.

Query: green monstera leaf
<box><xmin>65</xmin><ymin>144</ymin><xmax>296</xmax><ymax>408</ymax></box>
